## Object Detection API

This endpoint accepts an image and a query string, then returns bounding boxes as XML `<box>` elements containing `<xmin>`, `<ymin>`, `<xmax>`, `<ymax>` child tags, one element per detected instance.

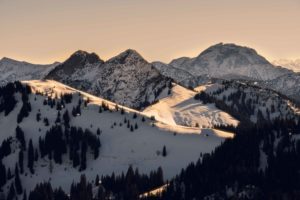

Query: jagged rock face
<box><xmin>92</xmin><ymin>50</ymin><xmax>171</xmax><ymax>109</ymax></box>
<box><xmin>46</xmin><ymin>49</ymin><xmax>171</xmax><ymax>109</ymax></box>
<box><xmin>0</xmin><ymin>57</ymin><xmax>57</xmax><ymax>86</ymax></box>
<box><xmin>46</xmin><ymin>50</ymin><xmax>103</xmax><ymax>80</ymax></box>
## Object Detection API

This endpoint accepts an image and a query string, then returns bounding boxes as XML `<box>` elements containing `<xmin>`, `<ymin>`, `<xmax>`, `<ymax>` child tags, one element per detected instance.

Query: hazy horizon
<box><xmin>1</xmin><ymin>0</ymin><xmax>299</xmax><ymax>64</ymax></box>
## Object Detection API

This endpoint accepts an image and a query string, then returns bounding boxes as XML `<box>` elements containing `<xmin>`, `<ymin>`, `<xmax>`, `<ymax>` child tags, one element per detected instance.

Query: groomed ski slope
<box><xmin>0</xmin><ymin>80</ymin><xmax>234</xmax><ymax>194</ymax></box>
<box><xmin>142</xmin><ymin>83</ymin><xmax>239</xmax><ymax>128</ymax></box>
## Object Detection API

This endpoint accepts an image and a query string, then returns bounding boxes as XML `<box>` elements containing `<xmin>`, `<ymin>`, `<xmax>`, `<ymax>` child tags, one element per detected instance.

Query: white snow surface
<box><xmin>0</xmin><ymin>80</ymin><xmax>233</xmax><ymax>194</ymax></box>
<box><xmin>142</xmin><ymin>83</ymin><xmax>239</xmax><ymax>128</ymax></box>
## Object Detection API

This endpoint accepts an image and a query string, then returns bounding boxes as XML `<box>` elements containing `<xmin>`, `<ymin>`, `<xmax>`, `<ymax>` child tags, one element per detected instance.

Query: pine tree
<box><xmin>73</xmin><ymin>151</ymin><xmax>80</xmax><ymax>168</ymax></box>
<box><xmin>49</xmin><ymin>158</ymin><xmax>53</xmax><ymax>174</ymax></box>
<box><xmin>97</xmin><ymin>186</ymin><xmax>105</xmax><ymax>200</ymax></box>
<box><xmin>72</xmin><ymin>107</ymin><xmax>77</xmax><ymax>116</ymax></box>
<box><xmin>7</xmin><ymin>167</ymin><xmax>12</xmax><ymax>180</ymax></box>
<box><xmin>94</xmin><ymin>138</ymin><xmax>101</xmax><ymax>160</ymax></box>
<box><xmin>16</xmin><ymin>126</ymin><xmax>26</xmax><ymax>150</ymax></box>
<box><xmin>63</xmin><ymin>110</ymin><xmax>70</xmax><ymax>128</ymax></box>
<box><xmin>14</xmin><ymin>164</ymin><xmax>23</xmax><ymax>194</ymax></box>
<box><xmin>34</xmin><ymin>148</ymin><xmax>39</xmax><ymax>161</ymax></box>
<box><xmin>135</xmin><ymin>123</ymin><xmax>138</xmax><ymax>130</ymax></box>
<box><xmin>80</xmin><ymin>141</ymin><xmax>87</xmax><ymax>171</ymax></box>
<box><xmin>0</xmin><ymin>161</ymin><xmax>6</xmax><ymax>187</ymax></box>
<box><xmin>28</xmin><ymin>139</ymin><xmax>34</xmax><ymax>174</ymax></box>
<box><xmin>95</xmin><ymin>175</ymin><xmax>100</xmax><ymax>186</ymax></box>
<box><xmin>97</xmin><ymin>128</ymin><xmax>101</xmax><ymax>136</ymax></box>
<box><xmin>36</xmin><ymin>112</ymin><xmax>41</xmax><ymax>122</ymax></box>
<box><xmin>133</xmin><ymin>113</ymin><xmax>137</xmax><ymax>119</ymax></box>
<box><xmin>44</xmin><ymin>118</ymin><xmax>49</xmax><ymax>126</ymax></box>
<box><xmin>22</xmin><ymin>190</ymin><xmax>27</xmax><ymax>200</ymax></box>
<box><xmin>7</xmin><ymin>183</ymin><xmax>15</xmax><ymax>200</ymax></box>
<box><xmin>18</xmin><ymin>150</ymin><xmax>24</xmax><ymax>174</ymax></box>
<box><xmin>162</xmin><ymin>145</ymin><xmax>167</xmax><ymax>157</ymax></box>
<box><xmin>55</xmin><ymin>111</ymin><xmax>61</xmax><ymax>124</ymax></box>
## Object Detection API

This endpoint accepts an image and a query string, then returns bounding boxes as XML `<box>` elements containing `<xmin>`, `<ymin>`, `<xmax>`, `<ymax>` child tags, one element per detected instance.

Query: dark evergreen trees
<box><xmin>14</xmin><ymin>164</ymin><xmax>23</xmax><ymax>194</ymax></box>
<box><xmin>28</xmin><ymin>139</ymin><xmax>34</xmax><ymax>174</ymax></box>
<box><xmin>16</xmin><ymin>126</ymin><xmax>26</xmax><ymax>150</ymax></box>
<box><xmin>63</xmin><ymin>110</ymin><xmax>70</xmax><ymax>128</ymax></box>
<box><xmin>70</xmin><ymin>175</ymin><xmax>93</xmax><ymax>200</ymax></box>
<box><xmin>6</xmin><ymin>183</ymin><xmax>15</xmax><ymax>200</ymax></box>
<box><xmin>28</xmin><ymin>182</ymin><xmax>53</xmax><ymax>200</ymax></box>
<box><xmin>162</xmin><ymin>146</ymin><xmax>167</xmax><ymax>157</ymax></box>
<box><xmin>79</xmin><ymin>141</ymin><xmax>87</xmax><ymax>171</ymax></box>
<box><xmin>18</xmin><ymin>150</ymin><xmax>24</xmax><ymax>174</ymax></box>
<box><xmin>0</xmin><ymin>161</ymin><xmax>6</xmax><ymax>188</ymax></box>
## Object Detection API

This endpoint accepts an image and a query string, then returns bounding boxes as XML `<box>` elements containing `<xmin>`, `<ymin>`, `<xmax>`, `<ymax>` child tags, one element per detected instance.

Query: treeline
<box><xmin>0</xmin><ymin>81</ymin><xmax>31</xmax><ymax>116</ymax></box>
<box><xmin>0</xmin><ymin>124</ymin><xmax>101</xmax><ymax>200</ymax></box>
<box><xmin>23</xmin><ymin>166</ymin><xmax>164</xmax><ymax>200</ymax></box>
<box><xmin>39</xmin><ymin>125</ymin><xmax>101</xmax><ymax>170</ymax></box>
<box><xmin>101</xmin><ymin>165</ymin><xmax>164</xmax><ymax>199</ymax></box>
<box><xmin>155</xmin><ymin>119</ymin><xmax>300</xmax><ymax>200</ymax></box>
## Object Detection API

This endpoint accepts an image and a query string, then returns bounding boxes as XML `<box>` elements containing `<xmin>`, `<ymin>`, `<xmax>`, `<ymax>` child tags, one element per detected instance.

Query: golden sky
<box><xmin>0</xmin><ymin>0</ymin><xmax>299</xmax><ymax>64</ymax></box>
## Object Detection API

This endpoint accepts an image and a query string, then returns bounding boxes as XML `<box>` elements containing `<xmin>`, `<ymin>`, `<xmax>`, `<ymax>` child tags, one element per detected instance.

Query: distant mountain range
<box><xmin>1</xmin><ymin>43</ymin><xmax>300</xmax><ymax>106</ymax></box>
<box><xmin>272</xmin><ymin>59</ymin><xmax>300</xmax><ymax>72</ymax></box>
<box><xmin>153</xmin><ymin>43</ymin><xmax>292</xmax><ymax>85</ymax></box>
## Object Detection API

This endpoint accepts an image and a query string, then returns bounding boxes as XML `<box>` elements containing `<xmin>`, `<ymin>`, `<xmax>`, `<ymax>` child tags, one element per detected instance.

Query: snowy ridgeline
<box><xmin>194</xmin><ymin>81</ymin><xmax>300</xmax><ymax>124</ymax></box>
<box><xmin>0</xmin><ymin>80</ymin><xmax>230</xmax><ymax>196</ymax></box>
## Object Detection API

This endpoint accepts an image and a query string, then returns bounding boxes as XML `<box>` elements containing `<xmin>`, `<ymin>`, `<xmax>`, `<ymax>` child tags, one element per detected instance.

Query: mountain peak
<box><xmin>107</xmin><ymin>49</ymin><xmax>147</xmax><ymax>65</ymax></box>
<box><xmin>0</xmin><ymin>57</ymin><xmax>18</xmax><ymax>64</ymax></box>
<box><xmin>198</xmin><ymin>43</ymin><xmax>260</xmax><ymax>58</ymax></box>
<box><xmin>194</xmin><ymin>42</ymin><xmax>271</xmax><ymax>67</ymax></box>
<box><xmin>68</xmin><ymin>50</ymin><xmax>103</xmax><ymax>65</ymax></box>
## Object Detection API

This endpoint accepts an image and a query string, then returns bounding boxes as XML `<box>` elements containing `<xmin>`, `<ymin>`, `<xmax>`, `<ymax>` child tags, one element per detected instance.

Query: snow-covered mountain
<box><xmin>272</xmin><ymin>59</ymin><xmax>300</xmax><ymax>72</ymax></box>
<box><xmin>0</xmin><ymin>57</ymin><xmax>58</xmax><ymax>86</ymax></box>
<box><xmin>153</xmin><ymin>43</ymin><xmax>292</xmax><ymax>87</ymax></box>
<box><xmin>152</xmin><ymin>43</ymin><xmax>300</xmax><ymax>103</ymax></box>
<box><xmin>46</xmin><ymin>50</ymin><xmax>171</xmax><ymax>109</ymax></box>
<box><xmin>0</xmin><ymin>80</ymin><xmax>231</xmax><ymax>196</ymax></box>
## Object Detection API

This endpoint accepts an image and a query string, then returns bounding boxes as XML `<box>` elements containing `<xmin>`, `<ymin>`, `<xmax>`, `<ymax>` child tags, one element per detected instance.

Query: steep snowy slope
<box><xmin>0</xmin><ymin>80</ymin><xmax>233</xmax><ymax>196</ymax></box>
<box><xmin>142</xmin><ymin>83</ymin><xmax>239</xmax><ymax>128</ymax></box>
<box><xmin>0</xmin><ymin>57</ymin><xmax>58</xmax><ymax>86</ymax></box>
<box><xmin>152</xmin><ymin>61</ymin><xmax>194</xmax><ymax>83</ymax></box>
<box><xmin>273</xmin><ymin>59</ymin><xmax>300</xmax><ymax>72</ymax></box>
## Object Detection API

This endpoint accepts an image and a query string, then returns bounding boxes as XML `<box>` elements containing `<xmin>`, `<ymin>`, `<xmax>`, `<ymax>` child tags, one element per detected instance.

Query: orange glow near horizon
<box><xmin>0</xmin><ymin>0</ymin><xmax>299</xmax><ymax>64</ymax></box>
